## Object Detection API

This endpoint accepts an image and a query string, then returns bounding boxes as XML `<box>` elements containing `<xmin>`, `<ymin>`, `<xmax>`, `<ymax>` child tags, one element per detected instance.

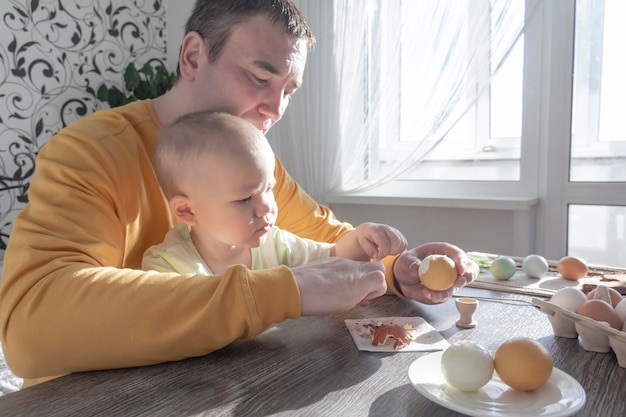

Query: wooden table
<box><xmin>1</xmin><ymin>287</ymin><xmax>624</xmax><ymax>417</ymax></box>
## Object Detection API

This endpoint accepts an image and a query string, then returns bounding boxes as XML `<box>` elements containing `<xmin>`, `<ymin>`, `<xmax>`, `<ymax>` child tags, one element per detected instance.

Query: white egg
<box><xmin>441</xmin><ymin>340</ymin><xmax>494</xmax><ymax>391</ymax></box>
<box><xmin>550</xmin><ymin>287</ymin><xmax>588</xmax><ymax>312</ymax></box>
<box><xmin>615</xmin><ymin>297</ymin><xmax>626</xmax><ymax>326</ymax></box>
<box><xmin>522</xmin><ymin>254</ymin><xmax>549</xmax><ymax>279</ymax></box>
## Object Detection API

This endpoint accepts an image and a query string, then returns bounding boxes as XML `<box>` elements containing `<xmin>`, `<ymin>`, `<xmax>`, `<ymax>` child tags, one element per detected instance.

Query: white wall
<box><xmin>330</xmin><ymin>203</ymin><xmax>517</xmax><ymax>256</ymax></box>
<box><xmin>165</xmin><ymin>0</ymin><xmax>194</xmax><ymax>71</ymax></box>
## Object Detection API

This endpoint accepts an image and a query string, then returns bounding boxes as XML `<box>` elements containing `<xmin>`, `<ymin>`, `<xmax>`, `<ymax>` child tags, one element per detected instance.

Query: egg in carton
<box><xmin>532</xmin><ymin>297</ymin><xmax>626</xmax><ymax>368</ymax></box>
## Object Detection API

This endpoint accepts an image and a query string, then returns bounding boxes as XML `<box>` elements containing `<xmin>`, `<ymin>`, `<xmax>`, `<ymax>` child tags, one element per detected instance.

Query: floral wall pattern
<box><xmin>0</xmin><ymin>0</ymin><xmax>168</xmax><ymax>263</ymax></box>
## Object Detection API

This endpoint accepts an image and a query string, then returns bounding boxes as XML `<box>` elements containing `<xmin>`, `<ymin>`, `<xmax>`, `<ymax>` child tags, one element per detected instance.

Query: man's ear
<box><xmin>170</xmin><ymin>195</ymin><xmax>196</xmax><ymax>226</ymax></box>
<box><xmin>178</xmin><ymin>31</ymin><xmax>206</xmax><ymax>80</ymax></box>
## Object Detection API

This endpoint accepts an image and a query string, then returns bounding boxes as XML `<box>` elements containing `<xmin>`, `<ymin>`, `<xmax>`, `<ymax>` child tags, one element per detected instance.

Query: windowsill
<box><xmin>326</xmin><ymin>183</ymin><xmax>540</xmax><ymax>255</ymax></box>
<box><xmin>325</xmin><ymin>184</ymin><xmax>539</xmax><ymax>211</ymax></box>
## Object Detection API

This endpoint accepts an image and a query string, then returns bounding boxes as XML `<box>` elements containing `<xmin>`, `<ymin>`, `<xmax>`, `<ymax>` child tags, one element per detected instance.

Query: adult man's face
<box><xmin>192</xmin><ymin>14</ymin><xmax>308</xmax><ymax>134</ymax></box>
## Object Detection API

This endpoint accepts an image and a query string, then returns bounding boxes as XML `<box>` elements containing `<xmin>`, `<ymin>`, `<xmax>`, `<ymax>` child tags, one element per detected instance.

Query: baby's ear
<box><xmin>170</xmin><ymin>196</ymin><xmax>196</xmax><ymax>225</ymax></box>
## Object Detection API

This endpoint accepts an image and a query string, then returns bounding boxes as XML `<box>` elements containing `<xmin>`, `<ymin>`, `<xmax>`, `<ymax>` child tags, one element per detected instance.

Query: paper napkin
<box><xmin>345</xmin><ymin>316</ymin><xmax>450</xmax><ymax>353</ymax></box>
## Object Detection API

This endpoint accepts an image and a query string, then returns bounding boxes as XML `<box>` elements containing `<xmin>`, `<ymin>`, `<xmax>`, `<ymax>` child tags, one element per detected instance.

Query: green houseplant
<box><xmin>97</xmin><ymin>62</ymin><xmax>175</xmax><ymax>108</ymax></box>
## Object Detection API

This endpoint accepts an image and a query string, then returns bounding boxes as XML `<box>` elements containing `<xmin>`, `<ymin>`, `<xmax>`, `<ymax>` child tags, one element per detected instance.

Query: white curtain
<box><xmin>266</xmin><ymin>1</ymin><xmax>340</xmax><ymax>203</ymax></box>
<box><xmin>268</xmin><ymin>0</ymin><xmax>529</xmax><ymax>203</ymax></box>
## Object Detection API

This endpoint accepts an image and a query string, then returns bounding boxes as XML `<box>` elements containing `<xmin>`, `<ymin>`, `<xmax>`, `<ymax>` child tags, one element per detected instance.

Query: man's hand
<box><xmin>293</xmin><ymin>258</ymin><xmax>387</xmax><ymax>315</ymax></box>
<box><xmin>393</xmin><ymin>242</ymin><xmax>479</xmax><ymax>304</ymax></box>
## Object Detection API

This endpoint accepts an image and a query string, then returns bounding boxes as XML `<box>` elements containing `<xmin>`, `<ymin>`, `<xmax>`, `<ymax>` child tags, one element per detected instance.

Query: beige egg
<box><xmin>557</xmin><ymin>256</ymin><xmax>588</xmax><ymax>281</ymax></box>
<box><xmin>577</xmin><ymin>299</ymin><xmax>621</xmax><ymax>330</ymax></box>
<box><xmin>419</xmin><ymin>255</ymin><xmax>457</xmax><ymax>291</ymax></box>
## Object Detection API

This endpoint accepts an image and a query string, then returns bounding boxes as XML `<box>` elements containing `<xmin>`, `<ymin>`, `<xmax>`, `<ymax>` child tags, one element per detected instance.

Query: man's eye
<box><xmin>251</xmin><ymin>74</ymin><xmax>268</xmax><ymax>85</ymax></box>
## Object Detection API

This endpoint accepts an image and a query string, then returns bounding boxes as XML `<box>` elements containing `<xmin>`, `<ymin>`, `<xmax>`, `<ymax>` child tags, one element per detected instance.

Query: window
<box><xmin>340</xmin><ymin>0</ymin><xmax>626</xmax><ymax>266</ymax></box>
<box><xmin>571</xmin><ymin>0</ymin><xmax>626</xmax><ymax>182</ymax></box>
<box><xmin>375</xmin><ymin>0</ymin><xmax>525</xmax><ymax>182</ymax></box>
<box><xmin>565</xmin><ymin>0</ymin><xmax>626</xmax><ymax>266</ymax></box>
<box><xmin>568</xmin><ymin>205</ymin><xmax>626</xmax><ymax>266</ymax></box>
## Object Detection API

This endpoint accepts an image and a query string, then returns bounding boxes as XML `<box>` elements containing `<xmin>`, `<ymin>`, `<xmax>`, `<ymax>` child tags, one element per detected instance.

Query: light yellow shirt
<box><xmin>142</xmin><ymin>224</ymin><xmax>332</xmax><ymax>274</ymax></box>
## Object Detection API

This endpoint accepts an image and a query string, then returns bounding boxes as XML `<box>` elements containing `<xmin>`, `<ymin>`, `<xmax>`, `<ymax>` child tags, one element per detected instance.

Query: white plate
<box><xmin>408</xmin><ymin>351</ymin><xmax>586</xmax><ymax>417</ymax></box>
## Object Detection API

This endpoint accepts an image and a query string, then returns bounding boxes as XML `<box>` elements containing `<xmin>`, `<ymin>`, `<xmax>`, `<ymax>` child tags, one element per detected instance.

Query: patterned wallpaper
<box><xmin>0</xmin><ymin>0</ymin><xmax>168</xmax><ymax>262</ymax></box>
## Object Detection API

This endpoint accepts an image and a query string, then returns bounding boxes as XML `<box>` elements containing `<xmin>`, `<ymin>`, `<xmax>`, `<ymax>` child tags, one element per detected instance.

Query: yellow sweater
<box><xmin>0</xmin><ymin>100</ymin><xmax>399</xmax><ymax>387</ymax></box>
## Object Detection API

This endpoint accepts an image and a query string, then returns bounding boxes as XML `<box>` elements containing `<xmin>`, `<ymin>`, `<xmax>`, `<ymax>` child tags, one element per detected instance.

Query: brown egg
<box><xmin>557</xmin><ymin>256</ymin><xmax>588</xmax><ymax>280</ymax></box>
<box><xmin>419</xmin><ymin>254</ymin><xmax>457</xmax><ymax>291</ymax></box>
<box><xmin>577</xmin><ymin>299</ymin><xmax>622</xmax><ymax>330</ymax></box>
<box><xmin>494</xmin><ymin>337</ymin><xmax>553</xmax><ymax>391</ymax></box>
<box><xmin>587</xmin><ymin>286</ymin><xmax>623</xmax><ymax>308</ymax></box>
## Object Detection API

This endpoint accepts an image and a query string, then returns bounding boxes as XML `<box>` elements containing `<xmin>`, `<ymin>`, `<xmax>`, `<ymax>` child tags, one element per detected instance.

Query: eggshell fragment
<box><xmin>371</xmin><ymin>324</ymin><xmax>411</xmax><ymax>350</ymax></box>
<box><xmin>557</xmin><ymin>256</ymin><xmax>588</xmax><ymax>280</ymax></box>
<box><xmin>577</xmin><ymin>299</ymin><xmax>621</xmax><ymax>330</ymax></box>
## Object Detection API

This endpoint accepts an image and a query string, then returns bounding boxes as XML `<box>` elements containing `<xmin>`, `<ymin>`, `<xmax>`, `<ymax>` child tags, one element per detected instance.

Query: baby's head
<box><xmin>156</xmin><ymin>111</ymin><xmax>274</xmax><ymax>200</ymax></box>
<box><xmin>156</xmin><ymin>111</ymin><xmax>278</xmax><ymax>249</ymax></box>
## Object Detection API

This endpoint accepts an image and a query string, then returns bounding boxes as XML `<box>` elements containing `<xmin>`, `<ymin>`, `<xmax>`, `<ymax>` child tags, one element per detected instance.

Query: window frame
<box><xmin>328</xmin><ymin>0</ymin><xmax>626</xmax><ymax>262</ymax></box>
<box><xmin>374</xmin><ymin>0</ymin><xmax>525</xmax><ymax>171</ymax></box>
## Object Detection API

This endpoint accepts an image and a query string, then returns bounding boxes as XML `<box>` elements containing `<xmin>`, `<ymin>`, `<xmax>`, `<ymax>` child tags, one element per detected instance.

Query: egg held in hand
<box><xmin>419</xmin><ymin>254</ymin><xmax>457</xmax><ymax>291</ymax></box>
<box><xmin>441</xmin><ymin>340</ymin><xmax>494</xmax><ymax>392</ymax></box>
<box><xmin>494</xmin><ymin>337</ymin><xmax>553</xmax><ymax>391</ymax></box>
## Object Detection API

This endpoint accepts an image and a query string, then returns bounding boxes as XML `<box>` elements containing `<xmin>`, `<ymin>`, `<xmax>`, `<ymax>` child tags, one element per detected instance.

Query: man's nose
<box><xmin>258</xmin><ymin>90</ymin><xmax>287</xmax><ymax>125</ymax></box>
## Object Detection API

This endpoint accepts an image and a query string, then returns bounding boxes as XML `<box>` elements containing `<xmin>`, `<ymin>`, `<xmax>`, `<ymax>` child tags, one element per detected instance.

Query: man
<box><xmin>0</xmin><ymin>0</ymin><xmax>478</xmax><ymax>388</ymax></box>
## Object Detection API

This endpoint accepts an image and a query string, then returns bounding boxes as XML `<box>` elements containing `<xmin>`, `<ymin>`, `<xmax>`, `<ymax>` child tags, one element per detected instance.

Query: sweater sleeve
<box><xmin>0</xmin><ymin>107</ymin><xmax>301</xmax><ymax>383</ymax></box>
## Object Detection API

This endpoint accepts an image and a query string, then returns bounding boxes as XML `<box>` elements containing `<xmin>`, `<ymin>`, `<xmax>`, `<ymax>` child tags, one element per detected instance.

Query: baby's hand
<box><xmin>355</xmin><ymin>222</ymin><xmax>408</xmax><ymax>260</ymax></box>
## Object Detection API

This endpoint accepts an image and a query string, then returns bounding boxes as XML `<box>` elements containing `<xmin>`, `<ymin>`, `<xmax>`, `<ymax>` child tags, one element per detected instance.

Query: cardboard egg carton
<box><xmin>532</xmin><ymin>297</ymin><xmax>626</xmax><ymax>368</ymax></box>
